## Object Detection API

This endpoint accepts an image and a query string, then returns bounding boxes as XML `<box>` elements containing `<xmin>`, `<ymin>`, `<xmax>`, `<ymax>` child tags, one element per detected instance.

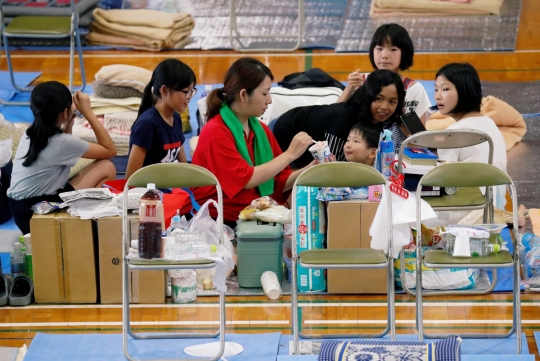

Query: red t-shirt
<box><xmin>188</xmin><ymin>114</ymin><xmax>293</xmax><ymax>223</ymax></box>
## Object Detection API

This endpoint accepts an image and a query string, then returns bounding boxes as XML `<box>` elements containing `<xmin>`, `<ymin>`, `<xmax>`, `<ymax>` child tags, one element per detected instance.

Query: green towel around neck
<box><xmin>220</xmin><ymin>104</ymin><xmax>274</xmax><ymax>196</ymax></box>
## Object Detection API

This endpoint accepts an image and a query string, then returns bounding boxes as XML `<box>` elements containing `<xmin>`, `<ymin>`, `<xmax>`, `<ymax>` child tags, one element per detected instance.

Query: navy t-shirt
<box><xmin>129</xmin><ymin>107</ymin><xmax>185</xmax><ymax>166</ymax></box>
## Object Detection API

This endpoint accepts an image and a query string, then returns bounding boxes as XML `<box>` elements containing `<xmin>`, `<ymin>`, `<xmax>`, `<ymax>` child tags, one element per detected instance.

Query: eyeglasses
<box><xmin>178</xmin><ymin>88</ymin><xmax>197</xmax><ymax>98</ymax></box>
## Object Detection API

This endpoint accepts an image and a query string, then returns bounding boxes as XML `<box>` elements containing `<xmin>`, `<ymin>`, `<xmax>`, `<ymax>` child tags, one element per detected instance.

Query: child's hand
<box><xmin>72</xmin><ymin>91</ymin><xmax>91</xmax><ymax>115</ymax></box>
<box><xmin>346</xmin><ymin>69</ymin><xmax>364</xmax><ymax>91</ymax></box>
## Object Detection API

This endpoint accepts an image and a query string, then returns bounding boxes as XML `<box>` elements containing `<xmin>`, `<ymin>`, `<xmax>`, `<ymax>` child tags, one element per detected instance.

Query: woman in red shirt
<box><xmin>190</xmin><ymin>58</ymin><xmax>314</xmax><ymax>226</ymax></box>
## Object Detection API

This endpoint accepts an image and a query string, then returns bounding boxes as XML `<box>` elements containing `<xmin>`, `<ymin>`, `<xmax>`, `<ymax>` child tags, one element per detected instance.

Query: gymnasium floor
<box><xmin>0</xmin><ymin>0</ymin><xmax>539</xmax><ymax>358</ymax></box>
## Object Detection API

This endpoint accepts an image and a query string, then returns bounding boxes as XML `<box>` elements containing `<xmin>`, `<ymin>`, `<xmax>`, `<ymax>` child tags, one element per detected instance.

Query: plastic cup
<box><xmin>309</xmin><ymin>141</ymin><xmax>331</xmax><ymax>163</ymax></box>
<box><xmin>260</xmin><ymin>271</ymin><xmax>282</xmax><ymax>300</ymax></box>
<box><xmin>161</xmin><ymin>236</ymin><xmax>175</xmax><ymax>258</ymax></box>
<box><xmin>453</xmin><ymin>233</ymin><xmax>471</xmax><ymax>257</ymax></box>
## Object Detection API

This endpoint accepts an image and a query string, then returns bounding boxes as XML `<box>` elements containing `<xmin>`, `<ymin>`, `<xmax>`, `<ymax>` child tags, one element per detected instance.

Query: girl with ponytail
<box><xmin>8</xmin><ymin>81</ymin><xmax>117</xmax><ymax>234</ymax></box>
<box><xmin>125</xmin><ymin>59</ymin><xmax>197</xmax><ymax>180</ymax></box>
<box><xmin>189</xmin><ymin>57</ymin><xmax>314</xmax><ymax>226</ymax></box>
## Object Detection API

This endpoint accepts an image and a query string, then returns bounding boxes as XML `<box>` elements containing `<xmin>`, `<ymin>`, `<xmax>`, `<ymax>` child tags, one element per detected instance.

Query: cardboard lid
<box><xmin>236</xmin><ymin>220</ymin><xmax>284</xmax><ymax>239</ymax></box>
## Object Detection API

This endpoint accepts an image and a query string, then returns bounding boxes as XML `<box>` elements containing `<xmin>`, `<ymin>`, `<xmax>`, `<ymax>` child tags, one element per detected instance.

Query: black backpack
<box><xmin>278</xmin><ymin>68</ymin><xmax>345</xmax><ymax>90</ymax></box>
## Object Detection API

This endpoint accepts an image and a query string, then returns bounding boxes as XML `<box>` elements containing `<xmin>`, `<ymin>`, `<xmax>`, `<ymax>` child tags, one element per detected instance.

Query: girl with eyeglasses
<box><xmin>126</xmin><ymin>58</ymin><xmax>197</xmax><ymax>180</ymax></box>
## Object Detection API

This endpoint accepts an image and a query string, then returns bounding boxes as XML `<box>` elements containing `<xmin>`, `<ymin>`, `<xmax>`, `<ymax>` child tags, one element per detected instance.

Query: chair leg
<box><xmin>291</xmin><ymin>254</ymin><xmax>300</xmax><ymax>355</ymax></box>
<box><xmin>0</xmin><ymin>33</ymin><xmax>31</xmax><ymax>105</ymax></box>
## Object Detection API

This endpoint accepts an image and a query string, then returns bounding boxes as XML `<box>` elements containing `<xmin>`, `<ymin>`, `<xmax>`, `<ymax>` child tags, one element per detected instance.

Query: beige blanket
<box><xmin>95</xmin><ymin>64</ymin><xmax>152</xmax><ymax>93</ymax></box>
<box><xmin>371</xmin><ymin>0</ymin><xmax>504</xmax><ymax>17</ymax></box>
<box><xmin>89</xmin><ymin>8</ymin><xmax>195</xmax><ymax>50</ymax></box>
<box><xmin>426</xmin><ymin>95</ymin><xmax>527</xmax><ymax>151</ymax></box>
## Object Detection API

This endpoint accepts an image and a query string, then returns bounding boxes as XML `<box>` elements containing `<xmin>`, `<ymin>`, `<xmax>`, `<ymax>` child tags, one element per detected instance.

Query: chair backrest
<box><xmin>125</xmin><ymin>163</ymin><xmax>218</xmax><ymax>190</ymax></box>
<box><xmin>122</xmin><ymin>163</ymin><xmax>223</xmax><ymax>254</ymax></box>
<box><xmin>419</xmin><ymin>162</ymin><xmax>512</xmax><ymax>188</ymax></box>
<box><xmin>295</xmin><ymin>162</ymin><xmax>386</xmax><ymax>188</ymax></box>
<box><xmin>397</xmin><ymin>129</ymin><xmax>494</xmax><ymax>174</ymax></box>
<box><xmin>291</xmin><ymin>162</ymin><xmax>393</xmax><ymax>256</ymax></box>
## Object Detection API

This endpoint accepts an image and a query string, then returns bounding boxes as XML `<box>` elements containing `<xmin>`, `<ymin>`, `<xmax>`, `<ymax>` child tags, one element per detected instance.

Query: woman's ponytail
<box><xmin>205</xmin><ymin>88</ymin><xmax>225</xmax><ymax>121</ymax></box>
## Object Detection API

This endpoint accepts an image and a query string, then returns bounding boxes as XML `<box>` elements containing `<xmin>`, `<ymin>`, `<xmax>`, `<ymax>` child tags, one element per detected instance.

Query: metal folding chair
<box><xmin>122</xmin><ymin>163</ymin><xmax>226</xmax><ymax>361</ymax></box>
<box><xmin>396</xmin><ymin>129</ymin><xmax>501</xmax><ymax>296</ymax></box>
<box><xmin>291</xmin><ymin>162</ymin><xmax>394</xmax><ymax>355</ymax></box>
<box><xmin>229</xmin><ymin>0</ymin><xmax>304</xmax><ymax>51</ymax></box>
<box><xmin>0</xmin><ymin>0</ymin><xmax>86</xmax><ymax>105</ymax></box>
<box><xmin>414</xmin><ymin>162</ymin><xmax>521</xmax><ymax>353</ymax></box>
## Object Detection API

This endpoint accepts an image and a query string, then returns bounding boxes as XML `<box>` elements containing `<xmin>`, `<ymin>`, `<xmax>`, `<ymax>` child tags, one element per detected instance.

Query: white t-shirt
<box><xmin>7</xmin><ymin>133</ymin><xmax>89</xmax><ymax>200</ymax></box>
<box><xmin>404</xmin><ymin>81</ymin><xmax>432</xmax><ymax>119</ymax></box>
<box><xmin>437</xmin><ymin>115</ymin><xmax>508</xmax><ymax>207</ymax></box>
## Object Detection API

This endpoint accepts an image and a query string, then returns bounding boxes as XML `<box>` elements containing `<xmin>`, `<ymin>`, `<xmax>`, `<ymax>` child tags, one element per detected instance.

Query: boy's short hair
<box><xmin>369</xmin><ymin>23</ymin><xmax>414</xmax><ymax>71</ymax></box>
<box><xmin>435</xmin><ymin>62</ymin><xmax>482</xmax><ymax>114</ymax></box>
<box><xmin>350</xmin><ymin>123</ymin><xmax>380</xmax><ymax>149</ymax></box>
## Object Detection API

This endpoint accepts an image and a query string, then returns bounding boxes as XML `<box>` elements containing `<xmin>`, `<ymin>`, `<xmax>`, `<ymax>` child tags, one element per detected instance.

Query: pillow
<box><xmin>426</xmin><ymin>95</ymin><xmax>526</xmax><ymax>151</ymax></box>
<box><xmin>93</xmin><ymin>81</ymin><xmax>143</xmax><ymax>99</ymax></box>
<box><xmin>95</xmin><ymin>64</ymin><xmax>152</xmax><ymax>93</ymax></box>
<box><xmin>318</xmin><ymin>336</ymin><xmax>461</xmax><ymax>361</ymax></box>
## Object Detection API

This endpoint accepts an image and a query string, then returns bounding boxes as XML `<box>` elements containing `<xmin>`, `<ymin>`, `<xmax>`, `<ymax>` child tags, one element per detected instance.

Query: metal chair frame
<box><xmin>396</xmin><ymin>129</ymin><xmax>499</xmax><ymax>297</ymax></box>
<box><xmin>290</xmin><ymin>162</ymin><xmax>394</xmax><ymax>355</ymax></box>
<box><xmin>0</xmin><ymin>0</ymin><xmax>86</xmax><ymax>105</ymax></box>
<box><xmin>122</xmin><ymin>163</ymin><xmax>226</xmax><ymax>361</ymax></box>
<box><xmin>414</xmin><ymin>162</ymin><xmax>521</xmax><ymax>353</ymax></box>
<box><xmin>229</xmin><ymin>0</ymin><xmax>304</xmax><ymax>52</ymax></box>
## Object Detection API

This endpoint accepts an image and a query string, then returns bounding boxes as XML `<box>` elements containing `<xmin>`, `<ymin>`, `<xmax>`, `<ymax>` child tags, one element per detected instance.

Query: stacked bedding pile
<box><xmin>370</xmin><ymin>0</ymin><xmax>504</xmax><ymax>18</ymax></box>
<box><xmin>72</xmin><ymin>64</ymin><xmax>151</xmax><ymax>156</ymax></box>
<box><xmin>87</xmin><ymin>8</ymin><xmax>195</xmax><ymax>50</ymax></box>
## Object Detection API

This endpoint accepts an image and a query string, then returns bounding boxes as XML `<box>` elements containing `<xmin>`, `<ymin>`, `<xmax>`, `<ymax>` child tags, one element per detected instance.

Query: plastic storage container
<box><xmin>236</xmin><ymin>220</ymin><xmax>284</xmax><ymax>288</ymax></box>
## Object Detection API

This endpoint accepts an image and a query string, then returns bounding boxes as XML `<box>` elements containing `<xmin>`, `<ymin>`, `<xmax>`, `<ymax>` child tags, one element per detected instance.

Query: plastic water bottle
<box><xmin>166</xmin><ymin>210</ymin><xmax>182</xmax><ymax>236</ymax></box>
<box><xmin>10</xmin><ymin>242</ymin><xmax>26</xmax><ymax>277</ymax></box>
<box><xmin>446</xmin><ymin>237</ymin><xmax>500</xmax><ymax>257</ymax></box>
<box><xmin>200</xmin><ymin>85</ymin><xmax>212</xmax><ymax>100</ymax></box>
<box><xmin>198</xmin><ymin>85</ymin><xmax>213</xmax><ymax>130</ymax></box>
<box><xmin>138</xmin><ymin>183</ymin><xmax>163</xmax><ymax>259</ymax></box>
<box><xmin>522</xmin><ymin>233</ymin><xmax>540</xmax><ymax>250</ymax></box>
<box><xmin>380</xmin><ymin>139</ymin><xmax>394</xmax><ymax>180</ymax></box>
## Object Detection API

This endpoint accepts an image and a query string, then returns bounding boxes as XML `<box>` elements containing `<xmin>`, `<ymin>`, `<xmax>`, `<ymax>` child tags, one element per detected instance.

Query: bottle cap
<box><xmin>493</xmin><ymin>244</ymin><xmax>501</xmax><ymax>253</ymax></box>
<box><xmin>147</xmin><ymin>183</ymin><xmax>156</xmax><ymax>190</ymax></box>
<box><xmin>19</xmin><ymin>235</ymin><xmax>24</xmax><ymax>243</ymax></box>
<box><xmin>172</xmin><ymin>215</ymin><xmax>181</xmax><ymax>223</ymax></box>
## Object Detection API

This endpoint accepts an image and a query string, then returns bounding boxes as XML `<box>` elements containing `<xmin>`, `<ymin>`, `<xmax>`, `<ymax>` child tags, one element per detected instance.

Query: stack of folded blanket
<box><xmin>72</xmin><ymin>64</ymin><xmax>152</xmax><ymax>155</ymax></box>
<box><xmin>87</xmin><ymin>8</ymin><xmax>195</xmax><ymax>51</ymax></box>
<box><xmin>370</xmin><ymin>0</ymin><xmax>504</xmax><ymax>18</ymax></box>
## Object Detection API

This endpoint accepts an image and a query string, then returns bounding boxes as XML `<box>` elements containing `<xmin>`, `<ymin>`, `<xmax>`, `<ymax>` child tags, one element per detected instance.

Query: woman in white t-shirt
<box><xmin>434</xmin><ymin>62</ymin><xmax>508</xmax><ymax>208</ymax></box>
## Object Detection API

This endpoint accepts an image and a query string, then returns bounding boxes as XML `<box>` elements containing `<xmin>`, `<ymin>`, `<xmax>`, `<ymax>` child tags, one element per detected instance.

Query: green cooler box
<box><xmin>236</xmin><ymin>220</ymin><xmax>283</xmax><ymax>288</ymax></box>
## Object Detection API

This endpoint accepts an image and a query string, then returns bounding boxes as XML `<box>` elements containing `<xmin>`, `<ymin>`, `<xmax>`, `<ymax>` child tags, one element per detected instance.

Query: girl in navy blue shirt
<box><xmin>126</xmin><ymin>59</ymin><xmax>197</xmax><ymax>179</ymax></box>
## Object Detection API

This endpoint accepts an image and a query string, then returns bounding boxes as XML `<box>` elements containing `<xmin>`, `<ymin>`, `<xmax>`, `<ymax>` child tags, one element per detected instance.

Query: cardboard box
<box><xmin>326</xmin><ymin>200</ymin><xmax>388</xmax><ymax>294</ymax></box>
<box><xmin>97</xmin><ymin>215</ymin><xmax>165</xmax><ymax>304</ymax></box>
<box><xmin>30</xmin><ymin>211</ymin><xmax>98</xmax><ymax>303</ymax></box>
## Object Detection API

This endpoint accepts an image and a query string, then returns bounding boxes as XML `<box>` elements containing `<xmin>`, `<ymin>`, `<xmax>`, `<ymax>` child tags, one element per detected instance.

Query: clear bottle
<box><xmin>200</xmin><ymin>85</ymin><xmax>212</xmax><ymax>100</ymax></box>
<box><xmin>10</xmin><ymin>242</ymin><xmax>26</xmax><ymax>277</ymax></box>
<box><xmin>198</xmin><ymin>85</ymin><xmax>213</xmax><ymax>129</ymax></box>
<box><xmin>446</xmin><ymin>237</ymin><xmax>500</xmax><ymax>257</ymax></box>
<box><xmin>166</xmin><ymin>210</ymin><xmax>182</xmax><ymax>236</ymax></box>
<box><xmin>138</xmin><ymin>183</ymin><xmax>163</xmax><ymax>259</ymax></box>
<box><xmin>521</xmin><ymin>233</ymin><xmax>540</xmax><ymax>251</ymax></box>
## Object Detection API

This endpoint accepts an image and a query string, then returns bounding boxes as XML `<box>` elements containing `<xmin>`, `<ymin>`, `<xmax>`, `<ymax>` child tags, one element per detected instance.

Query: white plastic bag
<box><xmin>0</xmin><ymin>136</ymin><xmax>12</xmax><ymax>168</ymax></box>
<box><xmin>370</xmin><ymin>189</ymin><xmax>438</xmax><ymax>258</ymax></box>
<box><xmin>254</xmin><ymin>205</ymin><xmax>291</xmax><ymax>224</ymax></box>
